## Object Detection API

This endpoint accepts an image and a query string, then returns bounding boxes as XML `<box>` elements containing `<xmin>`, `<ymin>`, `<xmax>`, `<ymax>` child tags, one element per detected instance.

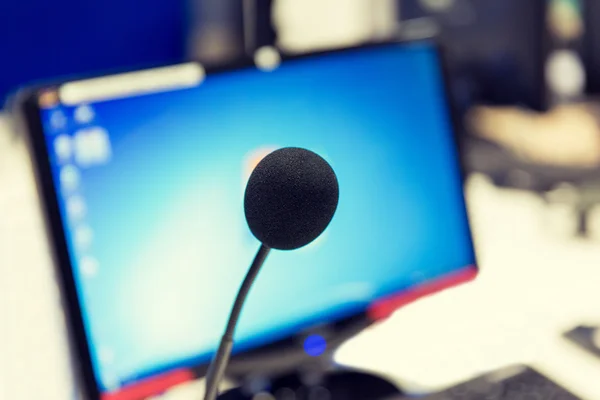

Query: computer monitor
<box><xmin>399</xmin><ymin>0</ymin><xmax>547</xmax><ymax>112</ymax></box>
<box><xmin>583</xmin><ymin>0</ymin><xmax>600</xmax><ymax>95</ymax></box>
<box><xmin>22</xmin><ymin>39</ymin><xmax>477</xmax><ymax>400</ymax></box>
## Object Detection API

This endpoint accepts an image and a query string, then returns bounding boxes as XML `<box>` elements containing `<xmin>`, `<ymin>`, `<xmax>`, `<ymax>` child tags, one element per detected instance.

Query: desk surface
<box><xmin>3</xmin><ymin>114</ymin><xmax>600</xmax><ymax>400</ymax></box>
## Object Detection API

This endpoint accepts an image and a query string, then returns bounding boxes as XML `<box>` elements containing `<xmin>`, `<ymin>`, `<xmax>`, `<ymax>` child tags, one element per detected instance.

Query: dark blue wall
<box><xmin>0</xmin><ymin>0</ymin><xmax>186</xmax><ymax>103</ymax></box>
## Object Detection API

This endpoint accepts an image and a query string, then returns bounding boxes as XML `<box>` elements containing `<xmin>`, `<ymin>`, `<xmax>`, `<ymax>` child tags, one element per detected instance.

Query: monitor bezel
<box><xmin>19</xmin><ymin>36</ymin><xmax>478</xmax><ymax>400</ymax></box>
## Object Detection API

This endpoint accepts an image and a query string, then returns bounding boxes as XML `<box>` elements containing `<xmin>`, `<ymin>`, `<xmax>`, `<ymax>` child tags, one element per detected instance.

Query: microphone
<box><xmin>203</xmin><ymin>147</ymin><xmax>339</xmax><ymax>400</ymax></box>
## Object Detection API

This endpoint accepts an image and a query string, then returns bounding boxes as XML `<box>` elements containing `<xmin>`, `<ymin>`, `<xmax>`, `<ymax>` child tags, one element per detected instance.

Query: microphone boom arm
<box><xmin>204</xmin><ymin>244</ymin><xmax>271</xmax><ymax>400</ymax></box>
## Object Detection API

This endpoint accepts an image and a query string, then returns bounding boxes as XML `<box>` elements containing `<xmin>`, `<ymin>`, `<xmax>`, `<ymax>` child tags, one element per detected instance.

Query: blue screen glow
<box><xmin>39</xmin><ymin>42</ymin><xmax>475</xmax><ymax>394</ymax></box>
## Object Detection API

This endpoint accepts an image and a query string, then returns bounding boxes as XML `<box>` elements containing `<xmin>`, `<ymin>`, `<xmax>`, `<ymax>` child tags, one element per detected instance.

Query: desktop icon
<box><xmin>66</xmin><ymin>195</ymin><xmax>87</xmax><ymax>221</ymax></box>
<box><xmin>54</xmin><ymin>134</ymin><xmax>73</xmax><ymax>164</ymax></box>
<box><xmin>80</xmin><ymin>256</ymin><xmax>99</xmax><ymax>277</ymax></box>
<box><xmin>74</xmin><ymin>225</ymin><xmax>94</xmax><ymax>251</ymax></box>
<box><xmin>49</xmin><ymin>110</ymin><xmax>67</xmax><ymax>130</ymax></box>
<box><xmin>38</xmin><ymin>90</ymin><xmax>59</xmax><ymax>109</ymax></box>
<box><xmin>98</xmin><ymin>346</ymin><xmax>116</xmax><ymax>368</ymax></box>
<box><xmin>74</xmin><ymin>104</ymin><xmax>95</xmax><ymax>124</ymax></box>
<box><xmin>59</xmin><ymin>165</ymin><xmax>81</xmax><ymax>193</ymax></box>
<box><xmin>73</xmin><ymin>127</ymin><xmax>112</xmax><ymax>167</ymax></box>
<box><xmin>102</xmin><ymin>372</ymin><xmax>121</xmax><ymax>392</ymax></box>
<box><xmin>243</xmin><ymin>146</ymin><xmax>279</xmax><ymax>185</ymax></box>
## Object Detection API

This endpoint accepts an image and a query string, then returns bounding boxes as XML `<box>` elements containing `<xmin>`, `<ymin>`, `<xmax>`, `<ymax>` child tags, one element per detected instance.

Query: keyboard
<box><xmin>564</xmin><ymin>325</ymin><xmax>600</xmax><ymax>360</ymax></box>
<box><xmin>418</xmin><ymin>365</ymin><xmax>581</xmax><ymax>400</ymax></box>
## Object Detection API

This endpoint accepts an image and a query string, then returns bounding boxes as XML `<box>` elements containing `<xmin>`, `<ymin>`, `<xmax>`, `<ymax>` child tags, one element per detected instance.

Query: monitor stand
<box><xmin>219</xmin><ymin>367</ymin><xmax>402</xmax><ymax>400</ymax></box>
<box><xmin>215</xmin><ymin>316</ymin><xmax>403</xmax><ymax>399</ymax></box>
<box><xmin>219</xmin><ymin>351</ymin><xmax>402</xmax><ymax>400</ymax></box>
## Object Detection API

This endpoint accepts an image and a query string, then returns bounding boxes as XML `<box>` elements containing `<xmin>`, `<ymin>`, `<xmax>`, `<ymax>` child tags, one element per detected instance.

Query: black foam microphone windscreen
<box><xmin>244</xmin><ymin>147</ymin><xmax>339</xmax><ymax>250</ymax></box>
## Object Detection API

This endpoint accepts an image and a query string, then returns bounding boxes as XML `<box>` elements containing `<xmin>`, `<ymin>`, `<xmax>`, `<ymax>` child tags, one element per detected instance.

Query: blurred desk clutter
<box><xmin>565</xmin><ymin>326</ymin><xmax>600</xmax><ymax>361</ymax></box>
<box><xmin>415</xmin><ymin>366</ymin><xmax>581</xmax><ymax>400</ymax></box>
<box><xmin>470</xmin><ymin>105</ymin><xmax>600</xmax><ymax>169</ymax></box>
<box><xmin>466</xmin><ymin>104</ymin><xmax>600</xmax><ymax>238</ymax></box>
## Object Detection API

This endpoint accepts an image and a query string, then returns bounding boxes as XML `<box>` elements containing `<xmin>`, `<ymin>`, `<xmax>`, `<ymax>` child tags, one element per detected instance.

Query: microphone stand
<box><xmin>204</xmin><ymin>244</ymin><xmax>271</xmax><ymax>400</ymax></box>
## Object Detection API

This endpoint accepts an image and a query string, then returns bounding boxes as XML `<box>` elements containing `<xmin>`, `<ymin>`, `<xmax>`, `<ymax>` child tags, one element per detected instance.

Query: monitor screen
<box><xmin>36</xmin><ymin>42</ymin><xmax>476</xmax><ymax>396</ymax></box>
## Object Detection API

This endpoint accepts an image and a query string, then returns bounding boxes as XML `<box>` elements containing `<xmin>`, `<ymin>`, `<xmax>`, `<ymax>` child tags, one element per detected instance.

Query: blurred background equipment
<box><xmin>564</xmin><ymin>326</ymin><xmax>600</xmax><ymax>361</ymax></box>
<box><xmin>273</xmin><ymin>0</ymin><xmax>398</xmax><ymax>53</ymax></box>
<box><xmin>398</xmin><ymin>0</ymin><xmax>587</xmax><ymax>112</ymax></box>
<box><xmin>0</xmin><ymin>0</ymin><xmax>186</xmax><ymax>103</ymax></box>
<box><xmin>545</xmin><ymin>0</ymin><xmax>586</xmax><ymax>107</ymax></box>
<box><xmin>397</xmin><ymin>0</ymin><xmax>600</xmax><ymax>239</ymax></box>
<box><xmin>0</xmin><ymin>0</ymin><xmax>396</xmax><ymax>103</ymax></box>
<box><xmin>417</xmin><ymin>365</ymin><xmax>581</xmax><ymax>399</ymax></box>
<box><xmin>246</xmin><ymin>0</ymin><xmax>278</xmax><ymax>53</ymax></box>
<box><xmin>186</xmin><ymin>0</ymin><xmax>246</xmax><ymax>65</ymax></box>
<box><xmin>398</xmin><ymin>0</ymin><xmax>549</xmax><ymax>113</ymax></box>
<box><xmin>583</xmin><ymin>0</ymin><xmax>600</xmax><ymax>97</ymax></box>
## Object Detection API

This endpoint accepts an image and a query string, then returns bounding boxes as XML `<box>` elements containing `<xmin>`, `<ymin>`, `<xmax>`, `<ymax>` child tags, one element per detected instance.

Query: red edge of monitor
<box><xmin>367</xmin><ymin>264</ymin><xmax>478</xmax><ymax>321</ymax></box>
<box><xmin>100</xmin><ymin>264</ymin><xmax>478</xmax><ymax>400</ymax></box>
<box><xmin>100</xmin><ymin>369</ymin><xmax>195</xmax><ymax>400</ymax></box>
